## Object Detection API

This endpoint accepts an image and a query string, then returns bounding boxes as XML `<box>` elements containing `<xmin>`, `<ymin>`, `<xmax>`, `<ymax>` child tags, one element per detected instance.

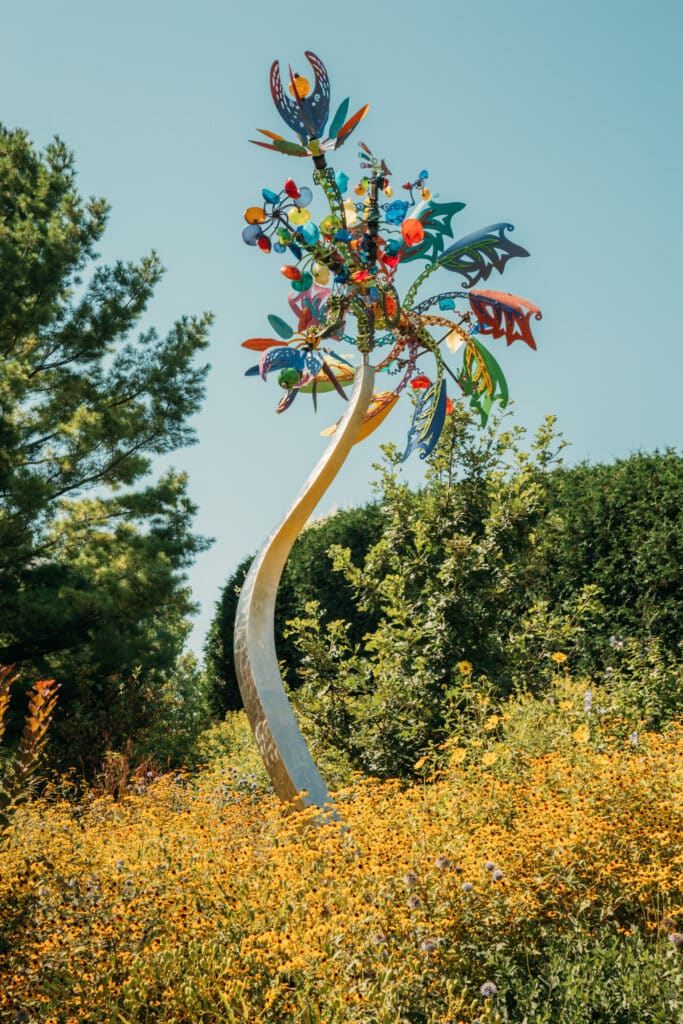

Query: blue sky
<box><xmin>3</xmin><ymin>0</ymin><xmax>682</xmax><ymax>655</ymax></box>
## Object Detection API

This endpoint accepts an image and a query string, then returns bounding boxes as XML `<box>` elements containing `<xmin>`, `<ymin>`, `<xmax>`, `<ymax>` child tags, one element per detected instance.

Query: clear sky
<box><xmin>3</xmin><ymin>0</ymin><xmax>682</xmax><ymax>656</ymax></box>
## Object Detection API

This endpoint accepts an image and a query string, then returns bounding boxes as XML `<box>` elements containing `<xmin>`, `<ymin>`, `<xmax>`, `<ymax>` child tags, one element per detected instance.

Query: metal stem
<box><xmin>233</xmin><ymin>356</ymin><xmax>375</xmax><ymax>808</ymax></box>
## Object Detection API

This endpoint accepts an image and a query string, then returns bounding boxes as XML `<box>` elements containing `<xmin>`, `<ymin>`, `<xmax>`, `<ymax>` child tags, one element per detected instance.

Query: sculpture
<box><xmin>234</xmin><ymin>52</ymin><xmax>541</xmax><ymax>808</ymax></box>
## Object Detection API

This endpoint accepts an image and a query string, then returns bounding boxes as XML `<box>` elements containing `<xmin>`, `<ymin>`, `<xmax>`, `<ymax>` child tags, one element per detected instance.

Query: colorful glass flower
<box><xmin>242</xmin><ymin>181</ymin><xmax>313</xmax><ymax>256</ymax></box>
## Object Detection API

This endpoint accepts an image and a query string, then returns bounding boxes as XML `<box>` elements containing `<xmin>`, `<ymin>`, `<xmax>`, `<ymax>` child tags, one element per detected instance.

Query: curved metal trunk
<box><xmin>233</xmin><ymin>356</ymin><xmax>375</xmax><ymax>808</ymax></box>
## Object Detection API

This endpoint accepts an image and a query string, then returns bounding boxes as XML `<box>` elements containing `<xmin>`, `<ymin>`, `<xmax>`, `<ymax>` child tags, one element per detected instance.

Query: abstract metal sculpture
<box><xmin>234</xmin><ymin>52</ymin><xmax>542</xmax><ymax>808</ymax></box>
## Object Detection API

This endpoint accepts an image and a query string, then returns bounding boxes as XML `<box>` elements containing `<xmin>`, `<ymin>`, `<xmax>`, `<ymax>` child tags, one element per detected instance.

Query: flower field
<box><xmin>1</xmin><ymin>687</ymin><xmax>682</xmax><ymax>1024</ymax></box>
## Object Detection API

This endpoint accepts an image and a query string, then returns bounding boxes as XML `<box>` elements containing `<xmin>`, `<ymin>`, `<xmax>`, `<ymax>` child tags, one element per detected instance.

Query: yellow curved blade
<box><xmin>322</xmin><ymin>391</ymin><xmax>399</xmax><ymax>443</ymax></box>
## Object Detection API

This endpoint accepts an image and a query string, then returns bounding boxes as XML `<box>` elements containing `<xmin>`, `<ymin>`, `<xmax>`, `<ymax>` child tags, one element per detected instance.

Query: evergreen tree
<box><xmin>0</xmin><ymin>126</ymin><xmax>212</xmax><ymax>766</ymax></box>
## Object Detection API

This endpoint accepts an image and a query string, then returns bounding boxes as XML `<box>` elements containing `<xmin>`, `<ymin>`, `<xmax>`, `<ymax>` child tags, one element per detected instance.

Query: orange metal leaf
<box><xmin>257</xmin><ymin>128</ymin><xmax>286</xmax><ymax>141</ymax></box>
<box><xmin>241</xmin><ymin>338</ymin><xmax>288</xmax><ymax>351</ymax></box>
<box><xmin>335</xmin><ymin>104</ymin><xmax>370</xmax><ymax>145</ymax></box>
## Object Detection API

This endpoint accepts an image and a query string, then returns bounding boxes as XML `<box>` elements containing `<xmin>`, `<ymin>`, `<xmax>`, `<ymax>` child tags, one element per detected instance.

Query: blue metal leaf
<box><xmin>401</xmin><ymin>377</ymin><xmax>447</xmax><ymax>462</ymax></box>
<box><xmin>260</xmin><ymin>346</ymin><xmax>306</xmax><ymax>380</ymax></box>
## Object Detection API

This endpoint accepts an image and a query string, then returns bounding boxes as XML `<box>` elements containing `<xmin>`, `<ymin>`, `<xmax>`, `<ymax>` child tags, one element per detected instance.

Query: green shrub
<box><xmin>205</xmin><ymin>503</ymin><xmax>384</xmax><ymax>715</ymax></box>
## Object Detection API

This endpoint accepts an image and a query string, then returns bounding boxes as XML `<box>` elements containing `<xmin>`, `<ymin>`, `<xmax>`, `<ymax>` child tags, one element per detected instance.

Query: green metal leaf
<box><xmin>272</xmin><ymin>138</ymin><xmax>310</xmax><ymax>157</ymax></box>
<box><xmin>457</xmin><ymin>337</ymin><xmax>509</xmax><ymax>426</ymax></box>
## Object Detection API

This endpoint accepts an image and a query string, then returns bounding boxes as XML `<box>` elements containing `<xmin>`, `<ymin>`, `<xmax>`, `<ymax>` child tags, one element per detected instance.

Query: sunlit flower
<box><xmin>573</xmin><ymin>724</ymin><xmax>590</xmax><ymax>744</ymax></box>
<box><xmin>480</xmin><ymin>981</ymin><xmax>498</xmax><ymax>998</ymax></box>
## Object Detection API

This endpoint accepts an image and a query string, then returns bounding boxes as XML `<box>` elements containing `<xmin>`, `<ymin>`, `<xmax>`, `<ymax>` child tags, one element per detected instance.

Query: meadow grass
<box><xmin>1</xmin><ymin>690</ymin><xmax>681</xmax><ymax>1023</ymax></box>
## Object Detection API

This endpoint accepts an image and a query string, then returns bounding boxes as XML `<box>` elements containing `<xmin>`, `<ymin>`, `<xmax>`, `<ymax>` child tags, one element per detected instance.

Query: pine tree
<box><xmin>0</xmin><ymin>125</ymin><xmax>212</xmax><ymax>766</ymax></box>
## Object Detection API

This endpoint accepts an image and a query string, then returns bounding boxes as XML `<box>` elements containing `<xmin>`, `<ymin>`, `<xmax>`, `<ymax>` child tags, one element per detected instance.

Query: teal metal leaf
<box><xmin>398</xmin><ymin>200</ymin><xmax>466</xmax><ymax>264</ymax></box>
<box><xmin>328</xmin><ymin>98</ymin><xmax>350</xmax><ymax>139</ymax></box>
<box><xmin>267</xmin><ymin>314</ymin><xmax>294</xmax><ymax>340</ymax></box>
<box><xmin>438</xmin><ymin>224</ymin><xmax>529</xmax><ymax>287</ymax></box>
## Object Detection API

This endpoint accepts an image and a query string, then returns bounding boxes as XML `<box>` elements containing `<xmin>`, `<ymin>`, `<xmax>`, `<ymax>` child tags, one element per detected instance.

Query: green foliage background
<box><xmin>208</xmin><ymin>407</ymin><xmax>681</xmax><ymax>779</ymax></box>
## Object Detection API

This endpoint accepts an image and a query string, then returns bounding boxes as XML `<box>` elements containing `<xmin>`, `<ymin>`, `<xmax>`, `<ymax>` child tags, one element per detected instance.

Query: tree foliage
<box><xmin>0</xmin><ymin>126</ymin><xmax>212</xmax><ymax>768</ymax></box>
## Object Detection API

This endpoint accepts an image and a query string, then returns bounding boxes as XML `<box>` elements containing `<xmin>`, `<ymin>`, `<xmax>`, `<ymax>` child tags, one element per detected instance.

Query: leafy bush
<box><xmin>209</xmin><ymin>403</ymin><xmax>681</xmax><ymax>779</ymax></box>
<box><xmin>286</xmin><ymin>408</ymin><xmax>564</xmax><ymax>777</ymax></box>
<box><xmin>205</xmin><ymin>503</ymin><xmax>384</xmax><ymax>715</ymax></box>
<box><xmin>134</xmin><ymin>652</ymin><xmax>214</xmax><ymax>768</ymax></box>
<box><xmin>277</xmin><ymin>408</ymin><xmax>681</xmax><ymax>778</ymax></box>
<box><xmin>540</xmin><ymin>450</ymin><xmax>682</xmax><ymax>651</ymax></box>
<box><xmin>189</xmin><ymin>710</ymin><xmax>269</xmax><ymax>786</ymax></box>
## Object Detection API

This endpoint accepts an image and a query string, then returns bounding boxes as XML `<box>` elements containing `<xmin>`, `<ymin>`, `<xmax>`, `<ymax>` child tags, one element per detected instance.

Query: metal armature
<box><xmin>233</xmin><ymin>357</ymin><xmax>375</xmax><ymax>808</ymax></box>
